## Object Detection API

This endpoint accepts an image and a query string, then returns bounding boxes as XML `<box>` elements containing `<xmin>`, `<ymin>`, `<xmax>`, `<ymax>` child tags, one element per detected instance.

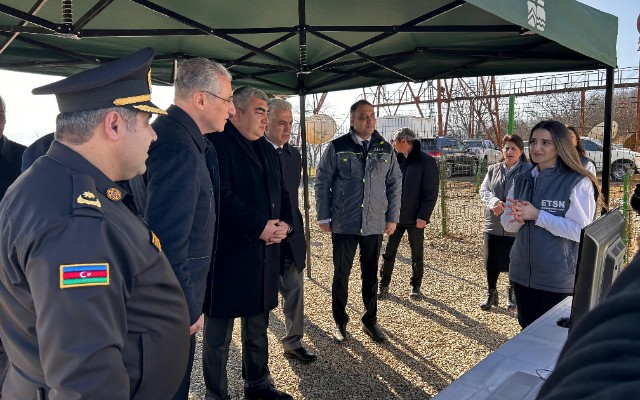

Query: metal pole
<box><xmin>298</xmin><ymin>0</ymin><xmax>313</xmax><ymax>279</ymax></box>
<box><xmin>602</xmin><ymin>66</ymin><xmax>614</xmax><ymax>212</ymax></box>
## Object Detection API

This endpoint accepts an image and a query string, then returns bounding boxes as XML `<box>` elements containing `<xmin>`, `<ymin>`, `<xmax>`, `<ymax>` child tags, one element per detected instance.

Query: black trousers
<box><xmin>513</xmin><ymin>282</ymin><xmax>570</xmax><ymax>329</ymax></box>
<box><xmin>202</xmin><ymin>313</ymin><xmax>271</xmax><ymax>400</ymax></box>
<box><xmin>380</xmin><ymin>225</ymin><xmax>425</xmax><ymax>288</ymax></box>
<box><xmin>483</xmin><ymin>233</ymin><xmax>515</xmax><ymax>289</ymax></box>
<box><xmin>331</xmin><ymin>233</ymin><xmax>382</xmax><ymax>326</ymax></box>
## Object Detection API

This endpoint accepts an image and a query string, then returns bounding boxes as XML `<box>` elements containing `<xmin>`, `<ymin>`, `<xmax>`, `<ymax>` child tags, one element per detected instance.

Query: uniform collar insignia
<box><xmin>77</xmin><ymin>191</ymin><xmax>101</xmax><ymax>208</ymax></box>
<box><xmin>106</xmin><ymin>187</ymin><xmax>122</xmax><ymax>202</ymax></box>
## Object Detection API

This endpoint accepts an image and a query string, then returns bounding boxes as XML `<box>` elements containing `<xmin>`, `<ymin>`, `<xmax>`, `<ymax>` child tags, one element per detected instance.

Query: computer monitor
<box><xmin>569</xmin><ymin>208</ymin><xmax>625</xmax><ymax>332</ymax></box>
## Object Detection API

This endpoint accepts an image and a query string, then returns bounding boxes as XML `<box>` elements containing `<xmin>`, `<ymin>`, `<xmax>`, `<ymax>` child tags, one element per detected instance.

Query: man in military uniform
<box><xmin>0</xmin><ymin>48</ymin><xmax>190</xmax><ymax>399</ymax></box>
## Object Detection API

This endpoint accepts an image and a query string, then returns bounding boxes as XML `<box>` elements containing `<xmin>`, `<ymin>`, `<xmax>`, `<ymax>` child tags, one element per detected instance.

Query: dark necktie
<box><xmin>362</xmin><ymin>140</ymin><xmax>369</xmax><ymax>158</ymax></box>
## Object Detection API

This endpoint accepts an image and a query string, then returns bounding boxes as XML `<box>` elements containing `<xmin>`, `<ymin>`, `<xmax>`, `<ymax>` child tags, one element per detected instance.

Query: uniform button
<box><xmin>272</xmin><ymin>203</ymin><xmax>275</xmax><ymax>208</ymax></box>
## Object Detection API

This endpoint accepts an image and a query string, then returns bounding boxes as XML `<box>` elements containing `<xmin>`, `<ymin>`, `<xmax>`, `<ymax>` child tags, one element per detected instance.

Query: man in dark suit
<box><xmin>203</xmin><ymin>87</ymin><xmax>293</xmax><ymax>400</ymax></box>
<box><xmin>264</xmin><ymin>99</ymin><xmax>316</xmax><ymax>363</ymax></box>
<box><xmin>0</xmin><ymin>96</ymin><xmax>26</xmax><ymax>198</ymax></box>
<box><xmin>131</xmin><ymin>58</ymin><xmax>235</xmax><ymax>400</ymax></box>
<box><xmin>0</xmin><ymin>95</ymin><xmax>26</xmax><ymax>390</ymax></box>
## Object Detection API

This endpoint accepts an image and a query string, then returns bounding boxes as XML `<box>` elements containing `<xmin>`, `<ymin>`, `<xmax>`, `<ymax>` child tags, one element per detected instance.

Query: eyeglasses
<box><xmin>202</xmin><ymin>90</ymin><xmax>233</xmax><ymax>104</ymax></box>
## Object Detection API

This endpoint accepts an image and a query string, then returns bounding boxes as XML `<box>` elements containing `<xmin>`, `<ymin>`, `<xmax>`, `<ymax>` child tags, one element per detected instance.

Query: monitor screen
<box><xmin>569</xmin><ymin>208</ymin><xmax>625</xmax><ymax>332</ymax></box>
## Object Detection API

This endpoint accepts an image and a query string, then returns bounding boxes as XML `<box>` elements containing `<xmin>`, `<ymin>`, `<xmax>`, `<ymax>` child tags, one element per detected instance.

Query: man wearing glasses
<box><xmin>131</xmin><ymin>58</ymin><xmax>235</xmax><ymax>400</ymax></box>
<box><xmin>203</xmin><ymin>86</ymin><xmax>293</xmax><ymax>400</ymax></box>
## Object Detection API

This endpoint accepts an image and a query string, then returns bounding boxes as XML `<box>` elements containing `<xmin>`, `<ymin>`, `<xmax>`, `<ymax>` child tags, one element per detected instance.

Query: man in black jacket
<box><xmin>264</xmin><ymin>99</ymin><xmax>316</xmax><ymax>363</ymax></box>
<box><xmin>132</xmin><ymin>58</ymin><xmax>235</xmax><ymax>400</ymax></box>
<box><xmin>203</xmin><ymin>87</ymin><xmax>293</xmax><ymax>400</ymax></box>
<box><xmin>0</xmin><ymin>96</ymin><xmax>26</xmax><ymax>199</ymax></box>
<box><xmin>378</xmin><ymin>127</ymin><xmax>439</xmax><ymax>299</ymax></box>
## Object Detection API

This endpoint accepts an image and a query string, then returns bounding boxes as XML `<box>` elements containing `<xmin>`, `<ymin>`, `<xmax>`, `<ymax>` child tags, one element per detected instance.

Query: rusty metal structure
<box><xmin>364</xmin><ymin>67</ymin><xmax>639</xmax><ymax>148</ymax></box>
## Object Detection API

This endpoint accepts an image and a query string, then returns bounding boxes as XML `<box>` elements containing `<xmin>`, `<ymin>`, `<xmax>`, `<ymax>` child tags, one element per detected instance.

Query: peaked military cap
<box><xmin>32</xmin><ymin>47</ymin><xmax>166</xmax><ymax>115</ymax></box>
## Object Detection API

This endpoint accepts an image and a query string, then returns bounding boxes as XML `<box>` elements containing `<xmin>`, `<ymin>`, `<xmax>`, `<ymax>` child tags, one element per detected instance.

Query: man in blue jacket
<box><xmin>315</xmin><ymin>100</ymin><xmax>402</xmax><ymax>343</ymax></box>
<box><xmin>132</xmin><ymin>58</ymin><xmax>235</xmax><ymax>400</ymax></box>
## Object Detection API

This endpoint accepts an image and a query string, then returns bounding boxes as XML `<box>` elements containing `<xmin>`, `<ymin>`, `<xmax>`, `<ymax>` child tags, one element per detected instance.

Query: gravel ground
<box><xmin>186</xmin><ymin>185</ymin><xmax>524</xmax><ymax>400</ymax></box>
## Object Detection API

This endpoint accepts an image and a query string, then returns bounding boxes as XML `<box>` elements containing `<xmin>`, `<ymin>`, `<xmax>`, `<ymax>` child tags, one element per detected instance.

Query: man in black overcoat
<box><xmin>264</xmin><ymin>99</ymin><xmax>316</xmax><ymax>363</ymax></box>
<box><xmin>203</xmin><ymin>87</ymin><xmax>293</xmax><ymax>400</ymax></box>
<box><xmin>0</xmin><ymin>96</ymin><xmax>26</xmax><ymax>199</ymax></box>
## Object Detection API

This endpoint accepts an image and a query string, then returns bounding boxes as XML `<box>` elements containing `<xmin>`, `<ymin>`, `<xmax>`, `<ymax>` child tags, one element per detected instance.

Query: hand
<box><xmin>385</xmin><ymin>222</ymin><xmax>397</xmax><ymax>235</ymax></box>
<box><xmin>259</xmin><ymin>219</ymin><xmax>286</xmax><ymax>244</ymax></box>
<box><xmin>269</xmin><ymin>221</ymin><xmax>289</xmax><ymax>244</ymax></box>
<box><xmin>318</xmin><ymin>222</ymin><xmax>331</xmax><ymax>233</ymax></box>
<box><xmin>190</xmin><ymin>314</ymin><xmax>204</xmax><ymax>335</ymax></box>
<box><xmin>492</xmin><ymin>201</ymin><xmax>505</xmax><ymax>216</ymax></box>
<box><xmin>416</xmin><ymin>218</ymin><xmax>427</xmax><ymax>229</ymax></box>
<box><xmin>506</xmin><ymin>198</ymin><xmax>539</xmax><ymax>224</ymax></box>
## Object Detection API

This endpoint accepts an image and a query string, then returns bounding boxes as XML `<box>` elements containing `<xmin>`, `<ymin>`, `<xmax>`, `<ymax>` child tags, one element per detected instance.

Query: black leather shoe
<box><xmin>244</xmin><ymin>385</ymin><xmax>293</xmax><ymax>400</ymax></box>
<box><xmin>333</xmin><ymin>323</ymin><xmax>348</xmax><ymax>342</ymax></box>
<box><xmin>362</xmin><ymin>323</ymin><xmax>386</xmax><ymax>343</ymax></box>
<box><xmin>284</xmin><ymin>346</ymin><xmax>317</xmax><ymax>362</ymax></box>
<box><xmin>377</xmin><ymin>285</ymin><xmax>390</xmax><ymax>300</ymax></box>
<box><xmin>410</xmin><ymin>285</ymin><xmax>421</xmax><ymax>298</ymax></box>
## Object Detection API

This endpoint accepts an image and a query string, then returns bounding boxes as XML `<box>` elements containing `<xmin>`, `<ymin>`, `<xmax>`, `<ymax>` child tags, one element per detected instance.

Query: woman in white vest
<box><xmin>501</xmin><ymin>120</ymin><xmax>602</xmax><ymax>329</ymax></box>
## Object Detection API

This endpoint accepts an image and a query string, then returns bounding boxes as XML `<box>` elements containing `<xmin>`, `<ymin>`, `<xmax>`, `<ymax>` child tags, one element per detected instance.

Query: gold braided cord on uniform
<box><xmin>133</xmin><ymin>104</ymin><xmax>167</xmax><ymax>115</ymax></box>
<box><xmin>113</xmin><ymin>94</ymin><xmax>152</xmax><ymax>106</ymax></box>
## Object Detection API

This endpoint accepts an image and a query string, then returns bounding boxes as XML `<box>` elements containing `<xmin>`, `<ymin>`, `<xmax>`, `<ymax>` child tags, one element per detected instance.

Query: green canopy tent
<box><xmin>0</xmin><ymin>0</ymin><xmax>618</xmax><ymax>272</ymax></box>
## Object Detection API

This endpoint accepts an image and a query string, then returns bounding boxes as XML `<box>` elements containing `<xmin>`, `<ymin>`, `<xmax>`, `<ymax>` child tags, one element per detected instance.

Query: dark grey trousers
<box><xmin>202</xmin><ymin>313</ymin><xmax>271</xmax><ymax>400</ymax></box>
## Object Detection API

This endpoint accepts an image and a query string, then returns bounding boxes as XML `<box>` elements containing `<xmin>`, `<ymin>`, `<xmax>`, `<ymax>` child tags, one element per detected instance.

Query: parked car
<box><xmin>462</xmin><ymin>138</ymin><xmax>502</xmax><ymax>167</ymax></box>
<box><xmin>419</xmin><ymin>137</ymin><xmax>479</xmax><ymax>178</ymax></box>
<box><xmin>523</xmin><ymin>137</ymin><xmax>640</xmax><ymax>181</ymax></box>
<box><xmin>580</xmin><ymin>137</ymin><xmax>640</xmax><ymax>181</ymax></box>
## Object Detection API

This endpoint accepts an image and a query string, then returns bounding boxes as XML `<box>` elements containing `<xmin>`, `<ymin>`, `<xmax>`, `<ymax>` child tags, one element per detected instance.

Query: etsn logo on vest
<box><xmin>541</xmin><ymin>199</ymin><xmax>566</xmax><ymax>214</ymax></box>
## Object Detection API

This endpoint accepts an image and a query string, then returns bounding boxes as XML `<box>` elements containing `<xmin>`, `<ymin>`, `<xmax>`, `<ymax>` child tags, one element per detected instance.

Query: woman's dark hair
<box><xmin>567</xmin><ymin>125</ymin><xmax>587</xmax><ymax>158</ymax></box>
<box><xmin>501</xmin><ymin>134</ymin><xmax>528</xmax><ymax>163</ymax></box>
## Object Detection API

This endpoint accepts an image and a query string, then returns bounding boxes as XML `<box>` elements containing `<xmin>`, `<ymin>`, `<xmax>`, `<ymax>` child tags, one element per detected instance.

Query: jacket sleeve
<box><xmin>24</xmin><ymin>217</ymin><xmax>134</xmax><ymax>399</ymax></box>
<box><xmin>314</xmin><ymin>142</ymin><xmax>336</xmax><ymax>221</ymax></box>
<box><xmin>479</xmin><ymin>165</ymin><xmax>501</xmax><ymax>209</ymax></box>
<box><xmin>385</xmin><ymin>149</ymin><xmax>402</xmax><ymax>223</ymax></box>
<box><xmin>144</xmin><ymin>138</ymin><xmax>201</xmax><ymax>325</ymax></box>
<box><xmin>417</xmin><ymin>156</ymin><xmax>439</xmax><ymax>222</ymax></box>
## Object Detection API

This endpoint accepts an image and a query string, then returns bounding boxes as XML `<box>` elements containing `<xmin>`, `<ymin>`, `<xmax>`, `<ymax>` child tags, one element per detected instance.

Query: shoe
<box><xmin>410</xmin><ymin>285</ymin><xmax>421</xmax><ymax>298</ymax></box>
<box><xmin>377</xmin><ymin>285</ymin><xmax>389</xmax><ymax>300</ymax></box>
<box><xmin>362</xmin><ymin>323</ymin><xmax>386</xmax><ymax>343</ymax></box>
<box><xmin>244</xmin><ymin>385</ymin><xmax>293</xmax><ymax>400</ymax></box>
<box><xmin>333</xmin><ymin>323</ymin><xmax>348</xmax><ymax>342</ymax></box>
<box><xmin>283</xmin><ymin>346</ymin><xmax>317</xmax><ymax>362</ymax></box>
<box><xmin>507</xmin><ymin>285</ymin><xmax>517</xmax><ymax>309</ymax></box>
<box><xmin>480</xmin><ymin>288</ymin><xmax>498</xmax><ymax>311</ymax></box>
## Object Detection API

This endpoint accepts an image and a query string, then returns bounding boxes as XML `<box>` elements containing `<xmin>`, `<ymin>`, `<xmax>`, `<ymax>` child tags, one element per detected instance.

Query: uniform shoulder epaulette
<box><xmin>71</xmin><ymin>174</ymin><xmax>104</xmax><ymax>217</ymax></box>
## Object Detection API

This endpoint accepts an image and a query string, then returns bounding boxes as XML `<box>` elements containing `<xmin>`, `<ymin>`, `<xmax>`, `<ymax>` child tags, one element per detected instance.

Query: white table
<box><xmin>433</xmin><ymin>297</ymin><xmax>572</xmax><ymax>400</ymax></box>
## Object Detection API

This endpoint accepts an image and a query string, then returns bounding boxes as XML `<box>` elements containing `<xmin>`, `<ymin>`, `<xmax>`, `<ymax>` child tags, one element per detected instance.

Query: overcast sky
<box><xmin>1</xmin><ymin>0</ymin><xmax>638</xmax><ymax>146</ymax></box>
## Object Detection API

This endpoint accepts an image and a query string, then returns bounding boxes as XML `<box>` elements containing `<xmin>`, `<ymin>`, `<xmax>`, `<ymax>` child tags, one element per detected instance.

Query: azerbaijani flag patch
<box><xmin>59</xmin><ymin>263</ymin><xmax>110</xmax><ymax>289</ymax></box>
